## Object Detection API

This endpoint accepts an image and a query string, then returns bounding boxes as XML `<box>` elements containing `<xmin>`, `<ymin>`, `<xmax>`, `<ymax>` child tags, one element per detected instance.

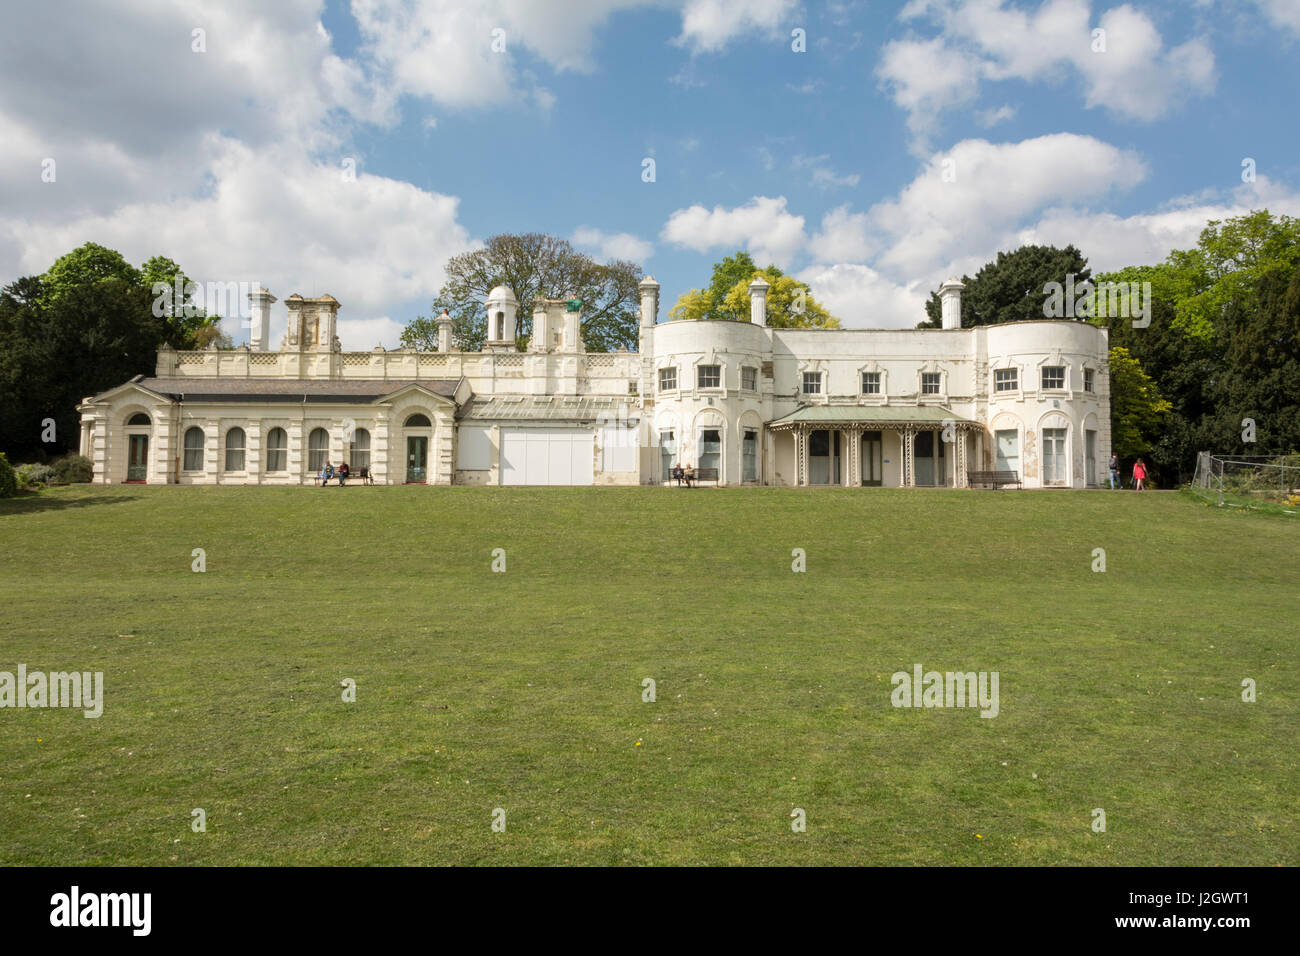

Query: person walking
<box><xmin>1133</xmin><ymin>458</ymin><xmax>1147</xmax><ymax>491</ymax></box>
<box><xmin>1108</xmin><ymin>453</ymin><xmax>1119</xmax><ymax>490</ymax></box>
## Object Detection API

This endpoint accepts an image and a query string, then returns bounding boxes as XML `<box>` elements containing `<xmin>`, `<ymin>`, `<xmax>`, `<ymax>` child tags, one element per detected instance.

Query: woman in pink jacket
<box><xmin>1133</xmin><ymin>459</ymin><xmax>1147</xmax><ymax>491</ymax></box>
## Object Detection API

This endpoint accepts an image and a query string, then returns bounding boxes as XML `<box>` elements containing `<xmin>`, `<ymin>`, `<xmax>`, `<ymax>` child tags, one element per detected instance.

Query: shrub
<box><xmin>0</xmin><ymin>454</ymin><xmax>15</xmax><ymax>498</ymax></box>
<box><xmin>16</xmin><ymin>463</ymin><xmax>56</xmax><ymax>489</ymax></box>
<box><xmin>51</xmin><ymin>454</ymin><xmax>94</xmax><ymax>484</ymax></box>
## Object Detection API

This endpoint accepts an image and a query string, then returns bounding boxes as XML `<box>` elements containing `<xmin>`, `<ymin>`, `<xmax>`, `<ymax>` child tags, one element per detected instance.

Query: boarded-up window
<box><xmin>458</xmin><ymin>424</ymin><xmax>491</xmax><ymax>470</ymax></box>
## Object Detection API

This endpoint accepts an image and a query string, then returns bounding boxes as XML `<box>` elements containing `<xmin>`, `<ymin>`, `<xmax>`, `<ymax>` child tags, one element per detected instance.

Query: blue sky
<box><xmin>2</xmin><ymin>0</ymin><xmax>1298</xmax><ymax>347</ymax></box>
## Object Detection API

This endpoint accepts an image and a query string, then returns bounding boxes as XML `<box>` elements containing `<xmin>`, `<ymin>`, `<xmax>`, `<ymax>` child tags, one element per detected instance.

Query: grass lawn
<box><xmin>0</xmin><ymin>484</ymin><xmax>1295</xmax><ymax>866</ymax></box>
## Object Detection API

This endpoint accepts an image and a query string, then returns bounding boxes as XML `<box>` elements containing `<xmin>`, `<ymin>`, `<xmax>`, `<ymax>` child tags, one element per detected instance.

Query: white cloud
<box><xmin>809</xmin><ymin>205</ymin><xmax>876</xmax><ymax>262</ymax></box>
<box><xmin>868</xmin><ymin>133</ymin><xmax>1147</xmax><ymax>275</ymax></box>
<box><xmin>797</xmin><ymin>263</ymin><xmax>929</xmax><ymax>329</ymax></box>
<box><xmin>1254</xmin><ymin>0</ymin><xmax>1300</xmax><ymax>34</ymax></box>
<box><xmin>571</xmin><ymin>227</ymin><xmax>655</xmax><ymax>263</ymax></box>
<box><xmin>660</xmin><ymin>196</ymin><xmax>807</xmax><ymax>265</ymax></box>
<box><xmin>674</xmin><ymin>0</ymin><xmax>799</xmax><ymax>53</ymax></box>
<box><xmin>1015</xmin><ymin>176</ymin><xmax>1300</xmax><ymax>274</ymax></box>
<box><xmin>878</xmin><ymin>0</ymin><xmax>1217</xmax><ymax>150</ymax></box>
<box><xmin>975</xmin><ymin>104</ymin><xmax>1016</xmax><ymax>127</ymax></box>
<box><xmin>1</xmin><ymin>140</ymin><xmax>475</xmax><ymax>349</ymax></box>
<box><xmin>792</xmin><ymin>154</ymin><xmax>861</xmax><ymax>189</ymax></box>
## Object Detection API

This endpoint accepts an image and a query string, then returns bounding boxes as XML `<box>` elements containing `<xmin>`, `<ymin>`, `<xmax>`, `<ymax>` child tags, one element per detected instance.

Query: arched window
<box><xmin>405</xmin><ymin>413</ymin><xmax>432</xmax><ymax>428</ymax></box>
<box><xmin>224</xmin><ymin>427</ymin><xmax>246</xmax><ymax>471</ymax></box>
<box><xmin>308</xmin><ymin>427</ymin><xmax>329</xmax><ymax>474</ymax></box>
<box><xmin>266</xmin><ymin>428</ymin><xmax>287</xmax><ymax>472</ymax></box>
<box><xmin>350</xmin><ymin>428</ymin><xmax>371</xmax><ymax>471</ymax></box>
<box><xmin>495</xmin><ymin>311</ymin><xmax>505</xmax><ymax>340</ymax></box>
<box><xmin>183</xmin><ymin>427</ymin><xmax>205</xmax><ymax>471</ymax></box>
<box><xmin>127</xmin><ymin>412</ymin><xmax>151</xmax><ymax>426</ymax></box>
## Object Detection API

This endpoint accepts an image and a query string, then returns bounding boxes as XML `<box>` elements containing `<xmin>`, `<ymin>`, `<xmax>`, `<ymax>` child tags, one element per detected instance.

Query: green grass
<box><xmin>1</xmin><ymin>485</ymin><xmax>1295</xmax><ymax>866</ymax></box>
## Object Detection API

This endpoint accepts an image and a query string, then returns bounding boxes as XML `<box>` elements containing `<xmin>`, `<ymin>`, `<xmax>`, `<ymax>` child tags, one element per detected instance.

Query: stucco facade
<box><xmin>79</xmin><ymin>278</ymin><xmax>1110</xmax><ymax>489</ymax></box>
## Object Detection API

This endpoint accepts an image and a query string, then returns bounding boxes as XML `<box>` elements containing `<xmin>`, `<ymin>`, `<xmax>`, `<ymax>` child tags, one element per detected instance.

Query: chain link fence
<box><xmin>1191</xmin><ymin>452</ymin><xmax>1300</xmax><ymax>514</ymax></box>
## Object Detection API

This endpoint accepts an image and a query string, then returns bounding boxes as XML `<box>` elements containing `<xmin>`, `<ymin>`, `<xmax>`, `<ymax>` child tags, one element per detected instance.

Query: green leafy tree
<box><xmin>1108</xmin><ymin>346</ymin><xmax>1173</xmax><ymax>460</ymax></box>
<box><xmin>418</xmin><ymin>233</ymin><xmax>643</xmax><ymax>353</ymax></box>
<box><xmin>918</xmin><ymin>244</ymin><xmax>1091</xmax><ymax>328</ymax></box>
<box><xmin>670</xmin><ymin>252</ymin><xmax>839</xmax><ymax>328</ymax></box>
<box><xmin>140</xmin><ymin>254</ymin><xmax>222</xmax><ymax>347</ymax></box>
<box><xmin>399</xmin><ymin>315</ymin><xmax>439</xmax><ymax>351</ymax></box>
<box><xmin>720</xmin><ymin>270</ymin><xmax>839</xmax><ymax>328</ymax></box>
<box><xmin>40</xmin><ymin>242</ymin><xmax>141</xmax><ymax>304</ymax></box>
<box><xmin>0</xmin><ymin>275</ymin><xmax>164</xmax><ymax>457</ymax></box>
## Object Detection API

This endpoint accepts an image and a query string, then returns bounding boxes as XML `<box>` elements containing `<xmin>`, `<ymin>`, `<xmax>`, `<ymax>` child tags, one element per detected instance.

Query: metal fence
<box><xmin>1191</xmin><ymin>452</ymin><xmax>1300</xmax><ymax>513</ymax></box>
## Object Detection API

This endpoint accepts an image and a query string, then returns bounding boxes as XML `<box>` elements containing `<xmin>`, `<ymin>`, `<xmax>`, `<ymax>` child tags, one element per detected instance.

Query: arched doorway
<box><xmin>404</xmin><ymin>413</ymin><xmax>432</xmax><ymax>483</ymax></box>
<box><xmin>125</xmin><ymin>412</ymin><xmax>150</xmax><ymax>482</ymax></box>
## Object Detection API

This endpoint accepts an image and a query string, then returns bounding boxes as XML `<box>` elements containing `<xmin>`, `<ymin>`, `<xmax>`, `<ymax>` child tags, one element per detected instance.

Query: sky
<box><xmin>2</xmin><ymin>0</ymin><xmax>1298</xmax><ymax>348</ymax></box>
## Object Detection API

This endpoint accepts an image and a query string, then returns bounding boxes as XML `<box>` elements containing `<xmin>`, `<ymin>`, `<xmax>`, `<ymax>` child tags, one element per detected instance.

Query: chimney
<box><xmin>248</xmin><ymin>287</ymin><xmax>276</xmax><ymax>351</ymax></box>
<box><xmin>748</xmin><ymin>276</ymin><xmax>770</xmax><ymax>327</ymax></box>
<box><xmin>435</xmin><ymin>309</ymin><xmax>453</xmax><ymax>352</ymax></box>
<box><xmin>638</xmin><ymin>276</ymin><xmax>659</xmax><ymax>329</ymax></box>
<box><xmin>939</xmin><ymin>278</ymin><xmax>964</xmax><ymax>329</ymax></box>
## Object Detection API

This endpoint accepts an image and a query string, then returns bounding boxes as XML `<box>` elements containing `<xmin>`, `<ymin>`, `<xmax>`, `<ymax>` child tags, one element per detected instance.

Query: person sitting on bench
<box><xmin>672</xmin><ymin>463</ymin><xmax>684</xmax><ymax>486</ymax></box>
<box><xmin>684</xmin><ymin>464</ymin><xmax>695</xmax><ymax>488</ymax></box>
<box><xmin>320</xmin><ymin>462</ymin><xmax>334</xmax><ymax>486</ymax></box>
<box><xmin>337</xmin><ymin>461</ymin><xmax>350</xmax><ymax>486</ymax></box>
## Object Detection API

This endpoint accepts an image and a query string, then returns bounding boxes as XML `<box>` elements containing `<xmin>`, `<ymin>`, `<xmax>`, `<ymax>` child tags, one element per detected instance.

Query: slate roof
<box><xmin>95</xmin><ymin>377</ymin><xmax>460</xmax><ymax>404</ymax></box>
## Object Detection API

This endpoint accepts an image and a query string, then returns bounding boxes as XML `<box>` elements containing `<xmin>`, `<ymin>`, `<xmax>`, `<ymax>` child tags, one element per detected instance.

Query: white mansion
<box><xmin>78</xmin><ymin>276</ymin><xmax>1111</xmax><ymax>488</ymax></box>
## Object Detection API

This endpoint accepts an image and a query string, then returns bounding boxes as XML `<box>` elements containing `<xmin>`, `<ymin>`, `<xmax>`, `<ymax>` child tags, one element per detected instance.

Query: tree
<box><xmin>670</xmin><ymin>252</ymin><xmax>840</xmax><ymax>328</ymax></box>
<box><xmin>399</xmin><ymin>315</ymin><xmax>439</xmax><ymax>351</ymax></box>
<box><xmin>918</xmin><ymin>244</ymin><xmax>1091</xmax><ymax>328</ymax></box>
<box><xmin>0</xmin><ymin>275</ymin><xmax>163</xmax><ymax>458</ymax></box>
<box><xmin>419</xmin><ymin>234</ymin><xmax>644</xmax><ymax>353</ymax></box>
<box><xmin>720</xmin><ymin>270</ymin><xmax>840</xmax><ymax>328</ymax></box>
<box><xmin>1108</xmin><ymin>346</ymin><xmax>1172</xmax><ymax>460</ymax></box>
<box><xmin>140</xmin><ymin>254</ymin><xmax>222</xmax><ymax>348</ymax></box>
<box><xmin>40</xmin><ymin>242</ymin><xmax>141</xmax><ymax>305</ymax></box>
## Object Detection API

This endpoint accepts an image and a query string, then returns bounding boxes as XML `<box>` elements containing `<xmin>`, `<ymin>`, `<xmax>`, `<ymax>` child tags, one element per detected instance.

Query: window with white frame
<box><xmin>802</xmin><ymin>371</ymin><xmax>822</xmax><ymax>395</ymax></box>
<box><xmin>921</xmin><ymin>372</ymin><xmax>941</xmax><ymax>395</ymax></box>
<box><xmin>1084</xmin><ymin>368</ymin><xmax>1094</xmax><ymax>392</ymax></box>
<box><xmin>741</xmin><ymin>367</ymin><xmax>757</xmax><ymax>391</ymax></box>
<box><xmin>697</xmin><ymin>364</ymin><xmax>721</xmax><ymax>389</ymax></box>
<box><xmin>224</xmin><ymin>427</ymin><xmax>246</xmax><ymax>471</ymax></box>
<box><xmin>994</xmin><ymin>368</ymin><xmax>1018</xmax><ymax>392</ymax></box>
<box><xmin>307</xmin><ymin>427</ymin><xmax>329</xmax><ymax>473</ymax></box>
<box><xmin>659</xmin><ymin>366</ymin><xmax>677</xmax><ymax>391</ymax></box>
<box><xmin>862</xmin><ymin>371</ymin><xmax>881</xmax><ymax>394</ymax></box>
<box><xmin>266</xmin><ymin>428</ymin><xmax>288</xmax><ymax>472</ymax></box>
<box><xmin>183</xmin><ymin>426</ymin><xmax>204</xmax><ymax>471</ymax></box>
<box><xmin>1041</xmin><ymin>366</ymin><xmax>1066</xmax><ymax>390</ymax></box>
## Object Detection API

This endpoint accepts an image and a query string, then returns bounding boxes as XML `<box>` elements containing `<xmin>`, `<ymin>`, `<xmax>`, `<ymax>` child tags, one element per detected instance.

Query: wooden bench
<box><xmin>318</xmin><ymin>467</ymin><xmax>374</xmax><ymax>486</ymax></box>
<box><xmin>694</xmin><ymin>468</ymin><xmax>719</xmax><ymax>485</ymax></box>
<box><xmin>967</xmin><ymin>470</ymin><xmax>1022</xmax><ymax>490</ymax></box>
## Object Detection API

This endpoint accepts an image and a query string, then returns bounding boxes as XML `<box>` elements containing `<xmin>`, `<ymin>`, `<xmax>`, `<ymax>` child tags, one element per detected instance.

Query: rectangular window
<box><xmin>1086</xmin><ymin>429</ymin><xmax>1097</xmax><ymax>485</ymax></box>
<box><xmin>697</xmin><ymin>364</ymin><xmax>721</xmax><ymax>389</ymax></box>
<box><xmin>658</xmin><ymin>366</ymin><xmax>677</xmax><ymax>391</ymax></box>
<box><xmin>862</xmin><ymin>372</ymin><xmax>881</xmax><ymax>395</ymax></box>
<box><xmin>802</xmin><ymin>371</ymin><xmax>822</xmax><ymax>395</ymax></box>
<box><xmin>741</xmin><ymin>367</ymin><xmax>757</xmax><ymax>391</ymax></box>
<box><xmin>1084</xmin><ymin>368</ymin><xmax>1095</xmax><ymax>392</ymax></box>
<box><xmin>1041</xmin><ymin>366</ymin><xmax>1066</xmax><ymax>390</ymax></box>
<box><xmin>994</xmin><ymin>429</ymin><xmax>1019</xmax><ymax>475</ymax></box>
<box><xmin>699</xmin><ymin>429</ymin><xmax>721</xmax><ymax>472</ymax></box>
<box><xmin>994</xmin><ymin>368</ymin><xmax>1017</xmax><ymax>392</ymax></box>
<box><xmin>921</xmin><ymin>372</ymin><xmax>941</xmax><ymax>395</ymax></box>
<box><xmin>743</xmin><ymin>430</ymin><xmax>757</xmax><ymax>481</ymax></box>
